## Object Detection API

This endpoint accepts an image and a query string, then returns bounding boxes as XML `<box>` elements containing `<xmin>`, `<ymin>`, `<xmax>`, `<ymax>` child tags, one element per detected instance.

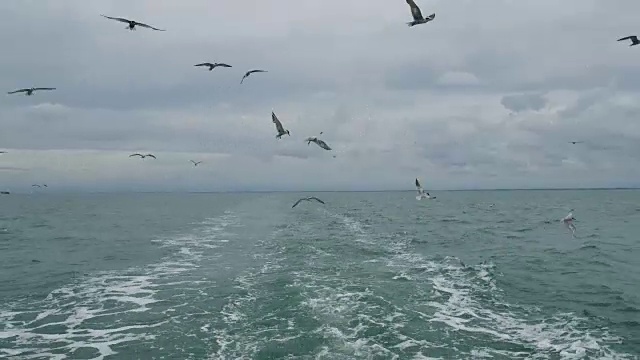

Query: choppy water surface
<box><xmin>0</xmin><ymin>191</ymin><xmax>638</xmax><ymax>359</ymax></box>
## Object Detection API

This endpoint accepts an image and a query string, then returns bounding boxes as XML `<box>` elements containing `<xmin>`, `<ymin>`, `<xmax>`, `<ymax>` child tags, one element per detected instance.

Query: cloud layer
<box><xmin>2</xmin><ymin>0</ymin><xmax>640</xmax><ymax>192</ymax></box>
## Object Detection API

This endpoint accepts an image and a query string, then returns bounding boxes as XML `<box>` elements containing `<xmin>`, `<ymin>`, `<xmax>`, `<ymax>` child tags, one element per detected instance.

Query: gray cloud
<box><xmin>2</xmin><ymin>0</ymin><xmax>640</xmax><ymax>192</ymax></box>
<box><xmin>501</xmin><ymin>93</ymin><xmax>548</xmax><ymax>113</ymax></box>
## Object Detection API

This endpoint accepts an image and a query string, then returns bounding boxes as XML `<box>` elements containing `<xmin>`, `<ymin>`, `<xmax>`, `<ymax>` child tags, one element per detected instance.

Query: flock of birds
<box><xmin>0</xmin><ymin>0</ymin><xmax>628</xmax><ymax>237</ymax></box>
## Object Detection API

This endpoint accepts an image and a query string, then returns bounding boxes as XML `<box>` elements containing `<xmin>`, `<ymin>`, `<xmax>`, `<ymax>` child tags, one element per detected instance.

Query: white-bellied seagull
<box><xmin>561</xmin><ymin>209</ymin><xmax>577</xmax><ymax>237</ymax></box>
<box><xmin>272</xmin><ymin>111</ymin><xmax>290</xmax><ymax>139</ymax></box>
<box><xmin>415</xmin><ymin>178</ymin><xmax>435</xmax><ymax>200</ymax></box>
<box><xmin>406</xmin><ymin>0</ymin><xmax>435</xmax><ymax>27</ymax></box>
<box><xmin>305</xmin><ymin>136</ymin><xmax>332</xmax><ymax>151</ymax></box>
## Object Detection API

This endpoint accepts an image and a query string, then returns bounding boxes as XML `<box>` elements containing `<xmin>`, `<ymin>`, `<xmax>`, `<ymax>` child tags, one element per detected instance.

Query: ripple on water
<box><xmin>0</xmin><ymin>212</ymin><xmax>239</xmax><ymax>359</ymax></box>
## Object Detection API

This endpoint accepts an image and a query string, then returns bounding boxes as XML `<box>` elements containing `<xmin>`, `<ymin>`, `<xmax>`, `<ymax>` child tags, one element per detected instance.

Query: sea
<box><xmin>0</xmin><ymin>190</ymin><xmax>638</xmax><ymax>360</ymax></box>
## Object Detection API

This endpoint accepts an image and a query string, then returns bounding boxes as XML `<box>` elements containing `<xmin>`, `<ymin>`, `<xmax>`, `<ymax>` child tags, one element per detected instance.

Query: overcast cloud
<box><xmin>2</xmin><ymin>0</ymin><xmax>640</xmax><ymax>192</ymax></box>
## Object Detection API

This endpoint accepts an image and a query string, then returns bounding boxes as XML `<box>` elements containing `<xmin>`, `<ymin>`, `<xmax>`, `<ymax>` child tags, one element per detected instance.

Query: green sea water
<box><xmin>0</xmin><ymin>190</ymin><xmax>638</xmax><ymax>359</ymax></box>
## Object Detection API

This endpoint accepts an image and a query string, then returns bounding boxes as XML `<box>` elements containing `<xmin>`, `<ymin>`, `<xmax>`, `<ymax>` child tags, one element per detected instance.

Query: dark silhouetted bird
<box><xmin>240</xmin><ymin>69</ymin><xmax>267</xmax><ymax>84</ymax></box>
<box><xmin>618</xmin><ymin>35</ymin><xmax>640</xmax><ymax>46</ymax></box>
<box><xmin>101</xmin><ymin>15</ymin><xmax>165</xmax><ymax>31</ymax></box>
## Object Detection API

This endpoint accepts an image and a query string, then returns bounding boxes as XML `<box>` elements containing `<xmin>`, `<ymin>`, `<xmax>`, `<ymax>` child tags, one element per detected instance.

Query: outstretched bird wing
<box><xmin>315</xmin><ymin>139</ymin><xmax>332</xmax><ymax>150</ymax></box>
<box><xmin>309</xmin><ymin>197</ymin><xmax>325</xmax><ymax>204</ymax></box>
<box><xmin>415</xmin><ymin>178</ymin><xmax>426</xmax><ymax>194</ymax></box>
<box><xmin>33</xmin><ymin>87</ymin><xmax>56</xmax><ymax>91</ymax></box>
<box><xmin>406</xmin><ymin>0</ymin><xmax>424</xmax><ymax>20</ymax></box>
<box><xmin>129</xmin><ymin>153</ymin><xmax>143</xmax><ymax>158</ymax></box>
<box><xmin>32</xmin><ymin>184</ymin><xmax>41</xmax><ymax>188</ymax></box>
<box><xmin>7</xmin><ymin>89</ymin><xmax>29</xmax><ymax>94</ymax></box>
<box><xmin>195</xmin><ymin>63</ymin><xmax>213</xmax><ymax>67</ymax></box>
<box><xmin>292</xmin><ymin>199</ymin><xmax>304</xmax><ymax>208</ymax></box>
<box><xmin>145</xmin><ymin>154</ymin><xmax>157</xmax><ymax>159</ymax></box>
<box><xmin>618</xmin><ymin>36</ymin><xmax>637</xmax><ymax>42</ymax></box>
<box><xmin>101</xmin><ymin>15</ymin><xmax>131</xmax><ymax>24</ymax></box>
<box><xmin>215</xmin><ymin>63</ymin><xmax>232</xmax><ymax>68</ymax></box>
<box><xmin>272</xmin><ymin>112</ymin><xmax>286</xmax><ymax>133</ymax></box>
<box><xmin>241</xmin><ymin>69</ymin><xmax>267</xmax><ymax>83</ymax></box>
<box><xmin>135</xmin><ymin>21</ymin><xmax>165</xmax><ymax>31</ymax></box>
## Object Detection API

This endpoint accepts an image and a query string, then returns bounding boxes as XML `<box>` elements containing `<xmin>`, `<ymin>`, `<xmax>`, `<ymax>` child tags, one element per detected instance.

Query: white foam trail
<box><xmin>0</xmin><ymin>212</ymin><xmax>238</xmax><ymax>359</ymax></box>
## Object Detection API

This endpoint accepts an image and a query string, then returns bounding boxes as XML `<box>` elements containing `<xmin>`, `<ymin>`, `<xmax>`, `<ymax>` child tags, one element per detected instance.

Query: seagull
<box><xmin>240</xmin><ymin>69</ymin><xmax>267</xmax><ymax>84</ymax></box>
<box><xmin>415</xmin><ymin>178</ymin><xmax>435</xmax><ymax>200</ymax></box>
<box><xmin>561</xmin><ymin>209</ymin><xmax>577</xmax><ymax>237</ymax></box>
<box><xmin>272</xmin><ymin>111</ymin><xmax>290</xmax><ymax>139</ymax></box>
<box><xmin>305</xmin><ymin>137</ymin><xmax>332</xmax><ymax>151</ymax></box>
<box><xmin>0</xmin><ymin>191</ymin><xmax>9</xmax><ymax>195</ymax></box>
<box><xmin>405</xmin><ymin>0</ymin><xmax>435</xmax><ymax>27</ymax></box>
<box><xmin>292</xmin><ymin>196</ymin><xmax>325</xmax><ymax>208</ymax></box>
<box><xmin>101</xmin><ymin>15</ymin><xmax>165</xmax><ymax>31</ymax></box>
<box><xmin>190</xmin><ymin>160</ymin><xmax>203</xmax><ymax>166</ymax></box>
<box><xmin>569</xmin><ymin>141</ymin><xmax>584</xmax><ymax>145</ymax></box>
<box><xmin>7</xmin><ymin>87</ymin><xmax>56</xmax><ymax>96</ymax></box>
<box><xmin>618</xmin><ymin>35</ymin><xmax>640</xmax><ymax>46</ymax></box>
<box><xmin>129</xmin><ymin>153</ymin><xmax>156</xmax><ymax>159</ymax></box>
<box><xmin>194</xmin><ymin>62</ymin><xmax>232</xmax><ymax>71</ymax></box>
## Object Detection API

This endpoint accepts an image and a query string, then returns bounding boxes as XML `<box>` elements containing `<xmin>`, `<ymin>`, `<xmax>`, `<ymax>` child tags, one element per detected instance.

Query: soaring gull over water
<box><xmin>561</xmin><ymin>210</ymin><xmax>577</xmax><ymax>237</ymax></box>
<box><xmin>405</xmin><ymin>0</ymin><xmax>435</xmax><ymax>27</ymax></box>
<box><xmin>618</xmin><ymin>35</ymin><xmax>640</xmax><ymax>46</ymax></box>
<box><xmin>7</xmin><ymin>87</ymin><xmax>56</xmax><ymax>96</ymax></box>
<box><xmin>194</xmin><ymin>62</ymin><xmax>232</xmax><ymax>71</ymax></box>
<box><xmin>101</xmin><ymin>15</ymin><xmax>165</xmax><ymax>31</ymax></box>
<box><xmin>190</xmin><ymin>160</ymin><xmax>203</xmax><ymax>166</ymax></box>
<box><xmin>292</xmin><ymin>197</ymin><xmax>325</xmax><ymax>208</ymax></box>
<box><xmin>271</xmin><ymin>111</ymin><xmax>290</xmax><ymax>139</ymax></box>
<box><xmin>415</xmin><ymin>178</ymin><xmax>435</xmax><ymax>200</ymax></box>
<box><xmin>240</xmin><ymin>69</ymin><xmax>267</xmax><ymax>84</ymax></box>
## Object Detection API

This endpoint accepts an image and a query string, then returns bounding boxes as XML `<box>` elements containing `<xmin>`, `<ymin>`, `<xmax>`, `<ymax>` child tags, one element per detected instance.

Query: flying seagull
<box><xmin>561</xmin><ymin>209</ymin><xmax>576</xmax><ymax>237</ymax></box>
<box><xmin>305</xmin><ymin>137</ymin><xmax>332</xmax><ymax>151</ymax></box>
<box><xmin>129</xmin><ymin>153</ymin><xmax>156</xmax><ymax>159</ymax></box>
<box><xmin>194</xmin><ymin>62</ymin><xmax>232</xmax><ymax>71</ymax></box>
<box><xmin>415</xmin><ymin>178</ymin><xmax>435</xmax><ymax>200</ymax></box>
<box><xmin>8</xmin><ymin>87</ymin><xmax>56</xmax><ymax>96</ymax></box>
<box><xmin>406</xmin><ymin>0</ymin><xmax>435</xmax><ymax>27</ymax></box>
<box><xmin>292</xmin><ymin>196</ymin><xmax>325</xmax><ymax>208</ymax></box>
<box><xmin>0</xmin><ymin>191</ymin><xmax>9</xmax><ymax>195</ymax></box>
<box><xmin>190</xmin><ymin>160</ymin><xmax>203</xmax><ymax>166</ymax></box>
<box><xmin>240</xmin><ymin>69</ymin><xmax>267</xmax><ymax>84</ymax></box>
<box><xmin>618</xmin><ymin>35</ymin><xmax>640</xmax><ymax>46</ymax></box>
<box><xmin>272</xmin><ymin>111</ymin><xmax>290</xmax><ymax>139</ymax></box>
<box><xmin>101</xmin><ymin>15</ymin><xmax>165</xmax><ymax>31</ymax></box>
<box><xmin>569</xmin><ymin>141</ymin><xmax>584</xmax><ymax>145</ymax></box>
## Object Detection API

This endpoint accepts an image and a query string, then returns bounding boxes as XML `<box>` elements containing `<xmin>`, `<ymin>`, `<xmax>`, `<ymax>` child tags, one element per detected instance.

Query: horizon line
<box><xmin>3</xmin><ymin>186</ymin><xmax>639</xmax><ymax>194</ymax></box>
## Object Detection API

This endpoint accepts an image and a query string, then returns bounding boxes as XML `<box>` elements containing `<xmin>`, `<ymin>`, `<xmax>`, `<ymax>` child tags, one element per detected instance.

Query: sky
<box><xmin>2</xmin><ymin>0</ymin><xmax>640</xmax><ymax>192</ymax></box>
